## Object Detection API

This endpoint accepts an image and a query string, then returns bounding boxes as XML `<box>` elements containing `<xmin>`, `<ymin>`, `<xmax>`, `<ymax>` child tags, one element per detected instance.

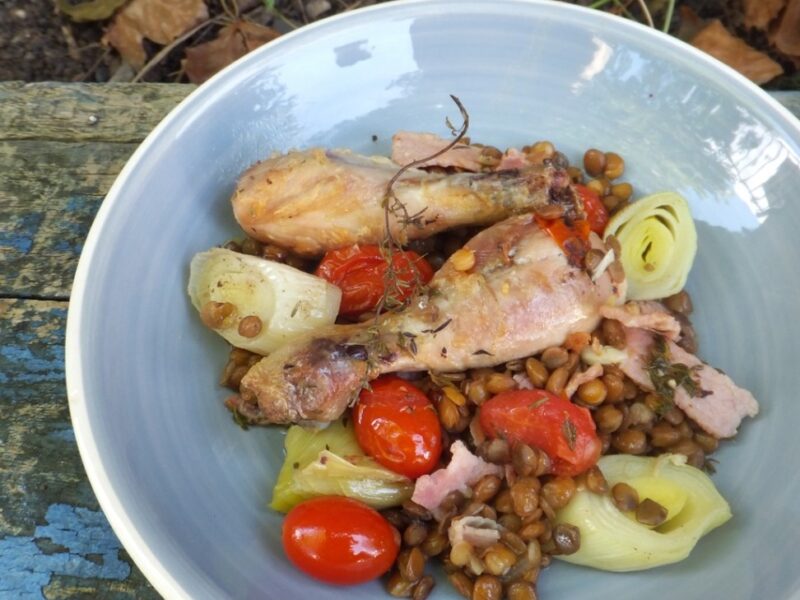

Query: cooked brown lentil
<box><xmin>610</xmin><ymin>182</ymin><xmax>633</xmax><ymax>201</ymax></box>
<box><xmin>449</xmin><ymin>571</ymin><xmax>475</xmax><ymax>599</ymax></box>
<box><xmin>595</xmin><ymin>405</ymin><xmax>624</xmax><ymax>433</ymax></box>
<box><xmin>472</xmin><ymin>574</ymin><xmax>503</xmax><ymax>600</ymax></box>
<box><xmin>506</xmin><ymin>582</ymin><xmax>538</xmax><ymax>600</ymax></box>
<box><xmin>412</xmin><ymin>576</ymin><xmax>435</xmax><ymax>600</ymax></box>
<box><xmin>583</xmin><ymin>149</ymin><xmax>606</xmax><ymax>177</ymax></box>
<box><xmin>200</xmin><ymin>300</ymin><xmax>236</xmax><ymax>329</ymax></box>
<box><xmin>541</xmin><ymin>347</ymin><xmax>569</xmax><ymax>370</ymax></box>
<box><xmin>577</xmin><ymin>378</ymin><xmax>607</xmax><ymax>406</ymax></box>
<box><xmin>612</xmin><ymin>429</ymin><xmax>648</xmax><ymax>455</ymax></box>
<box><xmin>398</xmin><ymin>547</ymin><xmax>426</xmax><ymax>582</ymax></box>
<box><xmin>551</xmin><ymin>523</ymin><xmax>580</xmax><ymax>555</ymax></box>
<box><xmin>237</xmin><ymin>315</ymin><xmax>262</xmax><ymax>338</ymax></box>
<box><xmin>603</xmin><ymin>152</ymin><xmax>624</xmax><ymax>180</ymax></box>
<box><xmin>511</xmin><ymin>478</ymin><xmax>541</xmax><ymax>517</ymax></box>
<box><xmin>512</xmin><ymin>443</ymin><xmax>539</xmax><ymax>478</ymax></box>
<box><xmin>601</xmin><ymin>319</ymin><xmax>626</xmax><ymax>349</ymax></box>
<box><xmin>474</xmin><ymin>474</ymin><xmax>503</xmax><ymax>503</ymax></box>
<box><xmin>541</xmin><ymin>477</ymin><xmax>576</xmax><ymax>509</ymax></box>
<box><xmin>664</xmin><ymin>290</ymin><xmax>693</xmax><ymax>315</ymax></box>
<box><xmin>584</xmin><ymin>465</ymin><xmax>609</xmax><ymax>494</ymax></box>
<box><xmin>611</xmin><ymin>482</ymin><xmax>640</xmax><ymax>512</ymax></box>
<box><xmin>636</xmin><ymin>498</ymin><xmax>669</xmax><ymax>527</ymax></box>
<box><xmin>524</xmin><ymin>358</ymin><xmax>549</xmax><ymax>388</ymax></box>
<box><xmin>483</xmin><ymin>543</ymin><xmax>518</xmax><ymax>576</ymax></box>
<box><xmin>544</xmin><ymin>366</ymin><xmax>569</xmax><ymax>395</ymax></box>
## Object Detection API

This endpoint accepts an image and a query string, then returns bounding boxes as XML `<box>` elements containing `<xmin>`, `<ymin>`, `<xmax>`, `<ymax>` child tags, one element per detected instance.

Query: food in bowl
<box><xmin>187</xmin><ymin>115</ymin><xmax>758</xmax><ymax>598</ymax></box>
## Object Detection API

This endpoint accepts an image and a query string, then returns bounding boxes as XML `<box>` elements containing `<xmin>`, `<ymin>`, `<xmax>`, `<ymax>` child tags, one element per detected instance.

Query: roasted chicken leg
<box><xmin>231</xmin><ymin>149</ymin><xmax>576</xmax><ymax>256</ymax></box>
<box><xmin>228</xmin><ymin>214</ymin><xmax>626</xmax><ymax>425</ymax></box>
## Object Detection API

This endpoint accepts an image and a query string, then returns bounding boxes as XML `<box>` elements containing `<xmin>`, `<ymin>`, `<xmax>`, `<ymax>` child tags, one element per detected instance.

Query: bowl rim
<box><xmin>64</xmin><ymin>0</ymin><xmax>800</xmax><ymax>598</ymax></box>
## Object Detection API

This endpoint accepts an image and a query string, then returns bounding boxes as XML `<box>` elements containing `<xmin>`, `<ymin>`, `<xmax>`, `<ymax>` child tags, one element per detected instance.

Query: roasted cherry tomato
<box><xmin>576</xmin><ymin>184</ymin><xmax>609</xmax><ymax>235</ymax></box>
<box><xmin>354</xmin><ymin>375</ymin><xmax>442</xmax><ymax>479</ymax></box>
<box><xmin>282</xmin><ymin>496</ymin><xmax>400</xmax><ymax>585</ymax></box>
<box><xmin>479</xmin><ymin>389</ymin><xmax>601</xmax><ymax>476</ymax></box>
<box><xmin>315</xmin><ymin>245</ymin><xmax>434</xmax><ymax>316</ymax></box>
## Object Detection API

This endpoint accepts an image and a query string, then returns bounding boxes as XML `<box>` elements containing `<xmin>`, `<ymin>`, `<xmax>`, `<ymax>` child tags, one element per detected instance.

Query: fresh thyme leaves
<box><xmin>473</xmin><ymin>349</ymin><xmax>494</xmax><ymax>357</ymax></box>
<box><xmin>529</xmin><ymin>397</ymin><xmax>548</xmax><ymax>410</ymax></box>
<box><xmin>374</xmin><ymin>95</ymin><xmax>470</xmax><ymax>320</ymax></box>
<box><xmin>647</xmin><ymin>335</ymin><xmax>705</xmax><ymax>400</ymax></box>
<box><xmin>562</xmin><ymin>417</ymin><xmax>577</xmax><ymax>451</ymax></box>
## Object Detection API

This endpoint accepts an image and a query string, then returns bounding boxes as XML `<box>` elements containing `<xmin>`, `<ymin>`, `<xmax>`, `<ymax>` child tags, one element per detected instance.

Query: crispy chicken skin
<box><xmin>231</xmin><ymin>148</ymin><xmax>576</xmax><ymax>256</ymax></box>
<box><xmin>228</xmin><ymin>214</ymin><xmax>625</xmax><ymax>425</ymax></box>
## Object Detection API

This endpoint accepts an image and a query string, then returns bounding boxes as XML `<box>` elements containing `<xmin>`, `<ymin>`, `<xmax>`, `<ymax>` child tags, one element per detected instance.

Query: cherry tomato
<box><xmin>315</xmin><ymin>245</ymin><xmax>434</xmax><ymax>316</ymax></box>
<box><xmin>282</xmin><ymin>496</ymin><xmax>400</xmax><ymax>585</ymax></box>
<box><xmin>354</xmin><ymin>376</ymin><xmax>442</xmax><ymax>479</ymax></box>
<box><xmin>534</xmin><ymin>215</ymin><xmax>590</xmax><ymax>266</ymax></box>
<box><xmin>478</xmin><ymin>390</ymin><xmax>601</xmax><ymax>476</ymax></box>
<box><xmin>575</xmin><ymin>184</ymin><xmax>609</xmax><ymax>235</ymax></box>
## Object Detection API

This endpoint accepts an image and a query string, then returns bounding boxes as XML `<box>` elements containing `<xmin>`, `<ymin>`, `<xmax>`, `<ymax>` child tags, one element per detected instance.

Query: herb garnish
<box><xmin>647</xmin><ymin>335</ymin><xmax>706</xmax><ymax>401</ymax></box>
<box><xmin>562</xmin><ymin>418</ymin><xmax>577</xmax><ymax>451</ymax></box>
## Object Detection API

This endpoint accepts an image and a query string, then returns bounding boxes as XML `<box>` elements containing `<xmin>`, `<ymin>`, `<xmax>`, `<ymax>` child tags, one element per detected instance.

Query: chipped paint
<box><xmin>0</xmin><ymin>504</ymin><xmax>130</xmax><ymax>599</ymax></box>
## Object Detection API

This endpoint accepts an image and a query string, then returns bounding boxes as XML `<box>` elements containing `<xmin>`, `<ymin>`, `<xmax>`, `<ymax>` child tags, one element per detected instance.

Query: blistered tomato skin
<box><xmin>479</xmin><ymin>389</ymin><xmax>601</xmax><ymax>477</ymax></box>
<box><xmin>282</xmin><ymin>496</ymin><xmax>400</xmax><ymax>585</ymax></box>
<box><xmin>354</xmin><ymin>376</ymin><xmax>442</xmax><ymax>479</ymax></box>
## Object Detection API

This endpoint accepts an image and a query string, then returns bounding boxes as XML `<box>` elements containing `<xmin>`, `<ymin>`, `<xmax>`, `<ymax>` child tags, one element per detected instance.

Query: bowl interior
<box><xmin>67</xmin><ymin>1</ymin><xmax>800</xmax><ymax>598</ymax></box>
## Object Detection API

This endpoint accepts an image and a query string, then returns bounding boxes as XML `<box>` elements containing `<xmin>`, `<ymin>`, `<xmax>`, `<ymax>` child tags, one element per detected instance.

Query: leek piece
<box><xmin>270</xmin><ymin>419</ymin><xmax>412</xmax><ymax>512</ymax></box>
<box><xmin>605</xmin><ymin>192</ymin><xmax>697</xmax><ymax>301</ymax></box>
<box><xmin>187</xmin><ymin>248</ymin><xmax>341</xmax><ymax>354</ymax></box>
<box><xmin>555</xmin><ymin>454</ymin><xmax>731</xmax><ymax>571</ymax></box>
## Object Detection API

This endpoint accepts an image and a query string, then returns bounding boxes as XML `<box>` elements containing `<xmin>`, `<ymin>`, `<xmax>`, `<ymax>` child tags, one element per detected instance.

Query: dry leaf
<box><xmin>676</xmin><ymin>5</ymin><xmax>707</xmax><ymax>42</ymax></box>
<box><xmin>103</xmin><ymin>0</ymin><xmax>209</xmax><ymax>68</ymax></box>
<box><xmin>182</xmin><ymin>20</ymin><xmax>280</xmax><ymax>84</ymax></box>
<box><xmin>57</xmin><ymin>0</ymin><xmax>129</xmax><ymax>22</ymax></box>
<box><xmin>691</xmin><ymin>20</ymin><xmax>784</xmax><ymax>84</ymax></box>
<box><xmin>743</xmin><ymin>0</ymin><xmax>787</xmax><ymax>31</ymax></box>
<box><xmin>772</xmin><ymin>0</ymin><xmax>800</xmax><ymax>57</ymax></box>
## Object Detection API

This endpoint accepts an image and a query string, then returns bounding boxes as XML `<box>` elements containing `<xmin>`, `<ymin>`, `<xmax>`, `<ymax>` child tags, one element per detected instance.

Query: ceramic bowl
<box><xmin>66</xmin><ymin>0</ymin><xmax>800</xmax><ymax>598</ymax></box>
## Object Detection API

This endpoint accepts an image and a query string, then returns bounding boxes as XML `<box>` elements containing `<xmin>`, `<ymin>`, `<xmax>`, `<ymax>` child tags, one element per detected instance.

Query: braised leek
<box><xmin>555</xmin><ymin>454</ymin><xmax>731</xmax><ymax>571</ymax></box>
<box><xmin>605</xmin><ymin>192</ymin><xmax>697</xmax><ymax>301</ymax></box>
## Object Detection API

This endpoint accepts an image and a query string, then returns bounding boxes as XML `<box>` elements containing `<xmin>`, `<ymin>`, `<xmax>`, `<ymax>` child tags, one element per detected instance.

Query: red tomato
<box><xmin>282</xmin><ymin>496</ymin><xmax>400</xmax><ymax>585</ymax></box>
<box><xmin>315</xmin><ymin>245</ymin><xmax>434</xmax><ymax>316</ymax></box>
<box><xmin>479</xmin><ymin>390</ymin><xmax>601</xmax><ymax>477</ymax></box>
<box><xmin>575</xmin><ymin>184</ymin><xmax>609</xmax><ymax>235</ymax></box>
<box><xmin>354</xmin><ymin>376</ymin><xmax>442</xmax><ymax>479</ymax></box>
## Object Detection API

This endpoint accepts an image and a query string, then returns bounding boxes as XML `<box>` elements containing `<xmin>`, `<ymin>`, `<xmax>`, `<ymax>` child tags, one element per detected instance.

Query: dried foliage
<box><xmin>183</xmin><ymin>20</ymin><xmax>280</xmax><ymax>83</ymax></box>
<box><xmin>690</xmin><ymin>19</ymin><xmax>784</xmax><ymax>84</ymax></box>
<box><xmin>102</xmin><ymin>0</ymin><xmax>209</xmax><ymax>68</ymax></box>
<box><xmin>742</xmin><ymin>0</ymin><xmax>786</xmax><ymax>31</ymax></box>
<box><xmin>771</xmin><ymin>0</ymin><xmax>800</xmax><ymax>59</ymax></box>
<box><xmin>57</xmin><ymin>0</ymin><xmax>128</xmax><ymax>22</ymax></box>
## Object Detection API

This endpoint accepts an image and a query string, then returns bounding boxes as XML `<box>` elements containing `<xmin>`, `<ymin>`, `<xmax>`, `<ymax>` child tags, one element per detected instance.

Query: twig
<box><xmin>662</xmin><ymin>0</ymin><xmax>676</xmax><ymax>33</ymax></box>
<box><xmin>131</xmin><ymin>16</ymin><xmax>222</xmax><ymax>83</ymax></box>
<box><xmin>79</xmin><ymin>47</ymin><xmax>111</xmax><ymax>82</ymax></box>
<box><xmin>634</xmin><ymin>0</ymin><xmax>655</xmax><ymax>28</ymax></box>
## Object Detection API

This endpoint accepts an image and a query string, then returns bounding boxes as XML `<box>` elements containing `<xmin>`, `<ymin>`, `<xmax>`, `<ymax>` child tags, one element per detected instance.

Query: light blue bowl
<box><xmin>66</xmin><ymin>1</ymin><xmax>800</xmax><ymax>598</ymax></box>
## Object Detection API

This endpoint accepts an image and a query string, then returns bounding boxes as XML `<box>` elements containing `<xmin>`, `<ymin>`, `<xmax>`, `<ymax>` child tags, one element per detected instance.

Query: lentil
<box><xmin>583</xmin><ymin>149</ymin><xmax>606</xmax><ymax>177</ymax></box>
<box><xmin>611</xmin><ymin>482</ymin><xmax>639</xmax><ymax>512</ymax></box>
<box><xmin>483</xmin><ymin>543</ymin><xmax>518</xmax><ymax>576</ymax></box>
<box><xmin>412</xmin><ymin>576</ymin><xmax>435</xmax><ymax>600</ymax></box>
<box><xmin>472</xmin><ymin>575</ymin><xmax>503</xmax><ymax>600</ymax></box>
<box><xmin>404</xmin><ymin>522</ymin><xmax>428</xmax><ymax>547</ymax></box>
<box><xmin>613</xmin><ymin>429</ymin><xmax>647</xmax><ymax>455</ymax></box>
<box><xmin>636</xmin><ymin>498</ymin><xmax>668</xmax><ymax>527</ymax></box>
<box><xmin>507</xmin><ymin>582</ymin><xmax>538</xmax><ymax>600</ymax></box>
<box><xmin>650</xmin><ymin>423</ymin><xmax>682</xmax><ymax>448</ymax></box>
<box><xmin>610</xmin><ymin>182</ymin><xmax>633</xmax><ymax>201</ymax></box>
<box><xmin>474</xmin><ymin>474</ymin><xmax>503</xmax><ymax>503</ymax></box>
<box><xmin>524</xmin><ymin>358</ymin><xmax>549</xmax><ymax>388</ymax></box>
<box><xmin>200</xmin><ymin>301</ymin><xmax>236</xmax><ymax>329</ymax></box>
<box><xmin>664</xmin><ymin>290</ymin><xmax>693</xmax><ymax>315</ymax></box>
<box><xmin>451</xmin><ymin>248</ymin><xmax>477</xmax><ymax>271</ymax></box>
<box><xmin>512</xmin><ymin>443</ymin><xmax>539</xmax><ymax>477</ymax></box>
<box><xmin>584</xmin><ymin>465</ymin><xmax>609</xmax><ymax>494</ymax></box>
<box><xmin>603</xmin><ymin>152</ymin><xmax>625</xmax><ymax>180</ymax></box>
<box><xmin>541</xmin><ymin>477</ymin><xmax>576</xmax><ymax>509</ymax></box>
<box><xmin>601</xmin><ymin>319</ymin><xmax>626</xmax><ymax>349</ymax></box>
<box><xmin>602</xmin><ymin>373</ymin><xmax>625</xmax><ymax>403</ymax></box>
<box><xmin>421</xmin><ymin>530</ymin><xmax>448</xmax><ymax>557</ymax></box>
<box><xmin>237</xmin><ymin>315</ymin><xmax>262</xmax><ymax>338</ymax></box>
<box><xmin>387</xmin><ymin>571</ymin><xmax>415</xmax><ymax>597</ymax></box>
<box><xmin>545</xmin><ymin>366</ymin><xmax>569</xmax><ymax>395</ymax></box>
<box><xmin>595</xmin><ymin>405</ymin><xmax>623</xmax><ymax>433</ymax></box>
<box><xmin>577</xmin><ymin>379</ymin><xmax>607</xmax><ymax>406</ymax></box>
<box><xmin>486</xmin><ymin>372</ymin><xmax>516</xmax><ymax>394</ymax></box>
<box><xmin>399</xmin><ymin>547</ymin><xmax>426</xmax><ymax>582</ymax></box>
<box><xmin>541</xmin><ymin>346</ymin><xmax>569</xmax><ymax>370</ymax></box>
<box><xmin>551</xmin><ymin>523</ymin><xmax>580</xmax><ymax>555</ymax></box>
<box><xmin>449</xmin><ymin>571</ymin><xmax>474</xmax><ymax>599</ymax></box>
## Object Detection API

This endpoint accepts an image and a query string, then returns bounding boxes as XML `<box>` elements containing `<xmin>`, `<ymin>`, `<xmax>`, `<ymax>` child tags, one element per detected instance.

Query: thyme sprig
<box><xmin>374</xmin><ymin>95</ymin><xmax>470</xmax><ymax>319</ymax></box>
<box><xmin>647</xmin><ymin>335</ymin><xmax>706</xmax><ymax>402</ymax></box>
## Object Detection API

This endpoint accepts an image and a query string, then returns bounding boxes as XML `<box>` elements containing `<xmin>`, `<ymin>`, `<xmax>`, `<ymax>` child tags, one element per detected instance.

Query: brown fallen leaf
<box><xmin>676</xmin><ymin>5</ymin><xmax>707</xmax><ymax>43</ymax></box>
<box><xmin>772</xmin><ymin>0</ymin><xmax>800</xmax><ymax>57</ymax></box>
<box><xmin>103</xmin><ymin>0</ymin><xmax>209</xmax><ymax>69</ymax></box>
<box><xmin>182</xmin><ymin>20</ymin><xmax>281</xmax><ymax>84</ymax></box>
<box><xmin>691</xmin><ymin>20</ymin><xmax>783</xmax><ymax>84</ymax></box>
<box><xmin>57</xmin><ymin>0</ymin><xmax>129</xmax><ymax>22</ymax></box>
<box><xmin>743</xmin><ymin>0</ymin><xmax>787</xmax><ymax>31</ymax></box>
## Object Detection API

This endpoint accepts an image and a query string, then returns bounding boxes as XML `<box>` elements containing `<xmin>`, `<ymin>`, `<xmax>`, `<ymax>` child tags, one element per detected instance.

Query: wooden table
<box><xmin>1</xmin><ymin>82</ymin><xmax>798</xmax><ymax>598</ymax></box>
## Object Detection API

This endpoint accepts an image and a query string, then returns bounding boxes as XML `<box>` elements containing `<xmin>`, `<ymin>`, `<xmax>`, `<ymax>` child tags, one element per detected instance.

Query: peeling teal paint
<box><xmin>0</xmin><ymin>504</ymin><xmax>130</xmax><ymax>599</ymax></box>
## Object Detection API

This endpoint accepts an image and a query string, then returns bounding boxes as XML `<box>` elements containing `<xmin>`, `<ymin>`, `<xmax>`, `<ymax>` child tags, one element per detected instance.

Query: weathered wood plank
<box><xmin>0</xmin><ymin>140</ymin><xmax>135</xmax><ymax>298</ymax></box>
<box><xmin>0</xmin><ymin>299</ymin><xmax>158</xmax><ymax>599</ymax></box>
<box><xmin>0</xmin><ymin>82</ymin><xmax>193</xmax><ymax>143</ymax></box>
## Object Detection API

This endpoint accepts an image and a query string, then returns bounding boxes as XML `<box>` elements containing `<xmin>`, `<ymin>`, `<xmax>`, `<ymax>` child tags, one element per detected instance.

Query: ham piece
<box><xmin>618</xmin><ymin>327</ymin><xmax>759</xmax><ymax>438</ymax></box>
<box><xmin>411</xmin><ymin>440</ymin><xmax>502</xmax><ymax>513</ymax></box>
<box><xmin>600</xmin><ymin>301</ymin><xmax>681</xmax><ymax>341</ymax></box>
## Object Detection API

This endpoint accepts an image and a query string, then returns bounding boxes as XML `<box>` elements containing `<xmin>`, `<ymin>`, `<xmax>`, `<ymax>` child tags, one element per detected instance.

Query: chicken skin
<box><xmin>231</xmin><ymin>148</ymin><xmax>576</xmax><ymax>256</ymax></box>
<box><xmin>228</xmin><ymin>214</ymin><xmax>626</xmax><ymax>425</ymax></box>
